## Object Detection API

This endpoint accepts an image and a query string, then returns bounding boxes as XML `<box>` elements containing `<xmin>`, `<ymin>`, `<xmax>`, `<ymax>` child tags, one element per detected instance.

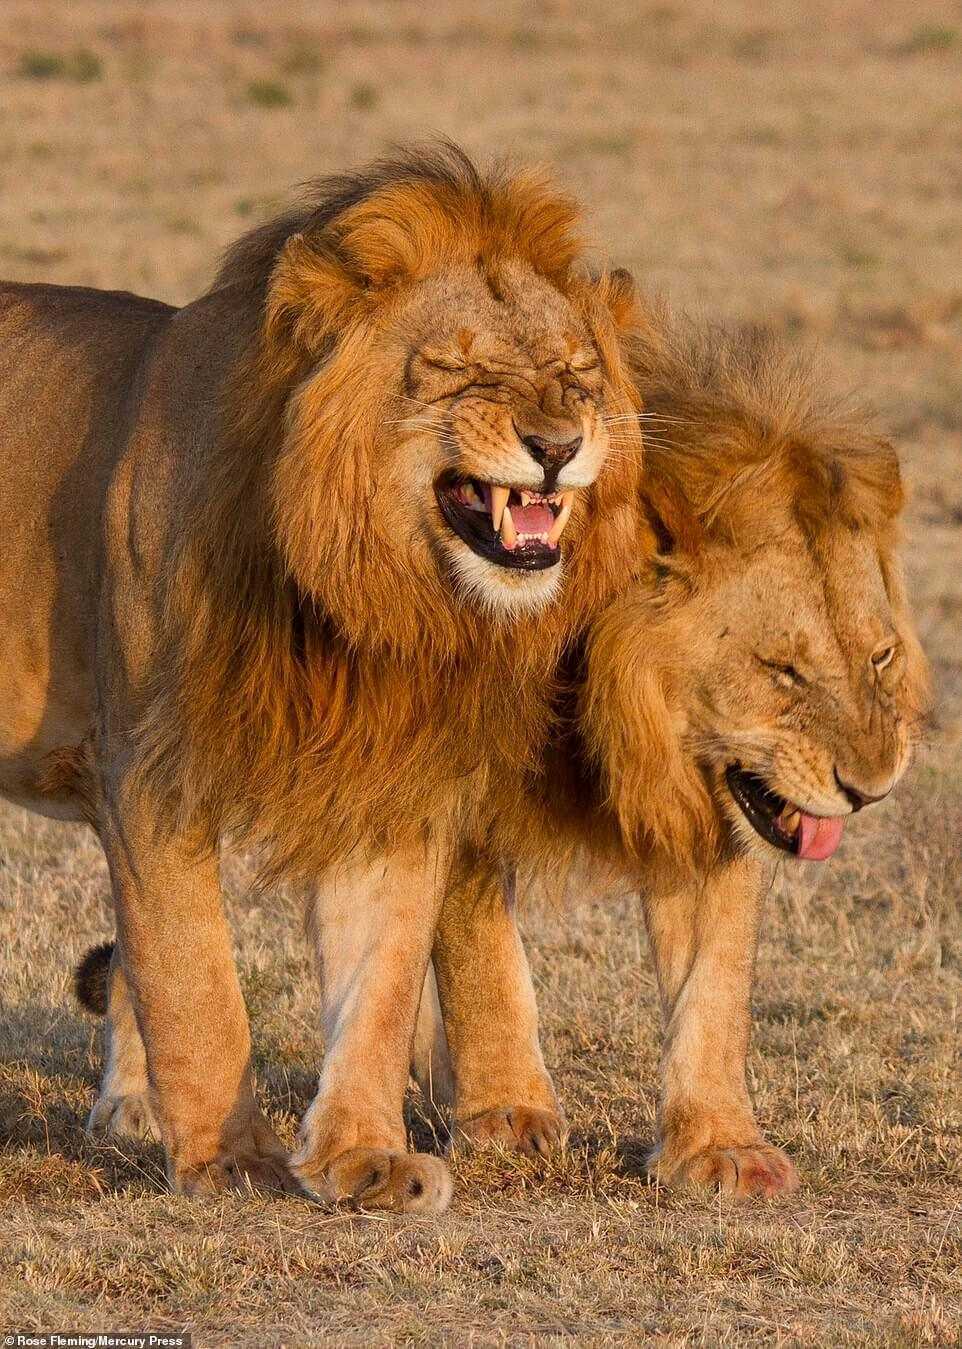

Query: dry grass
<box><xmin>0</xmin><ymin>1</ymin><xmax>960</xmax><ymax>1344</ymax></box>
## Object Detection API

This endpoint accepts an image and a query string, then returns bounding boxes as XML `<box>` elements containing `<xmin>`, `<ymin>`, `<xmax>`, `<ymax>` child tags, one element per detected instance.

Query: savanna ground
<box><xmin>0</xmin><ymin>1</ymin><xmax>960</xmax><ymax>1343</ymax></box>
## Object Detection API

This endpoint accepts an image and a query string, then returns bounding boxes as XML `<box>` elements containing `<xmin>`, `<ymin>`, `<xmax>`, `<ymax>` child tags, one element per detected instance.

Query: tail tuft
<box><xmin>74</xmin><ymin>941</ymin><xmax>115</xmax><ymax>1016</ymax></box>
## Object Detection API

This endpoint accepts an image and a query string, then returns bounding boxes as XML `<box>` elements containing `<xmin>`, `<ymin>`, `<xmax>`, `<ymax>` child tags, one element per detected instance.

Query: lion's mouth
<box><xmin>435</xmin><ymin>474</ymin><xmax>575</xmax><ymax>571</ymax></box>
<box><xmin>725</xmin><ymin>765</ymin><xmax>845</xmax><ymax>862</ymax></box>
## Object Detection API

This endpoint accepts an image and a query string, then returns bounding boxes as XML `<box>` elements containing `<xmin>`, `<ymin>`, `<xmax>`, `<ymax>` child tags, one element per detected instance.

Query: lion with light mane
<box><xmin>408</xmin><ymin>311</ymin><xmax>930</xmax><ymax>1196</ymax></box>
<box><xmin>0</xmin><ymin>142</ymin><xmax>644</xmax><ymax>1209</ymax></box>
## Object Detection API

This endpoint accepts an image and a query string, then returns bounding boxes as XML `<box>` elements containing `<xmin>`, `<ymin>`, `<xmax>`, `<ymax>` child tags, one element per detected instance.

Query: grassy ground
<box><xmin>0</xmin><ymin>1</ymin><xmax>960</xmax><ymax>1343</ymax></box>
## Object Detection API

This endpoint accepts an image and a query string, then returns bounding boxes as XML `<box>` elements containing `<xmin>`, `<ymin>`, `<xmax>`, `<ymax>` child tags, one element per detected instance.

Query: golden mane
<box><xmin>576</xmin><ymin>305</ymin><xmax>926</xmax><ymax>873</ymax></box>
<box><xmin>133</xmin><ymin>142</ymin><xmax>644</xmax><ymax>883</ymax></box>
<box><xmin>629</xmin><ymin>307</ymin><xmax>904</xmax><ymax>552</ymax></box>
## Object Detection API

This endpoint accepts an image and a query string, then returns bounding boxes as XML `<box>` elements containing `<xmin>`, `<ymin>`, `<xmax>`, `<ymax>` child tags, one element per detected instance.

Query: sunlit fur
<box><xmin>435</xmin><ymin>309</ymin><xmax>932</xmax><ymax>1199</ymax></box>
<box><xmin>134</xmin><ymin>143</ymin><xmax>645</xmax><ymax>883</ymax></box>
<box><xmin>580</xmin><ymin>311</ymin><xmax>931</xmax><ymax>875</ymax></box>
<box><xmin>480</xmin><ymin>306</ymin><xmax>931</xmax><ymax>885</ymax></box>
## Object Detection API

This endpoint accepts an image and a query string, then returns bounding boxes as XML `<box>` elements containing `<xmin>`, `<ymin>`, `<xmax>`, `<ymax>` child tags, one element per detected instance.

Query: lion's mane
<box><xmin>134</xmin><ymin>143</ymin><xmax>643</xmax><ymax>883</ymax></box>
<box><xmin>578</xmin><ymin>310</ymin><xmax>931</xmax><ymax>870</ymax></box>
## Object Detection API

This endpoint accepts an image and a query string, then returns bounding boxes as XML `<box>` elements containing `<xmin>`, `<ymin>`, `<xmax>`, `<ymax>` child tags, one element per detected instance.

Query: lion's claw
<box><xmin>87</xmin><ymin>1090</ymin><xmax>161</xmax><ymax>1142</ymax></box>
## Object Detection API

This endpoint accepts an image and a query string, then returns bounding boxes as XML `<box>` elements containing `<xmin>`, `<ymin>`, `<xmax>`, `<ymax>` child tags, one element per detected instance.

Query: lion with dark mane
<box><xmin>0</xmin><ymin>142</ymin><xmax>643</xmax><ymax>1209</ymax></box>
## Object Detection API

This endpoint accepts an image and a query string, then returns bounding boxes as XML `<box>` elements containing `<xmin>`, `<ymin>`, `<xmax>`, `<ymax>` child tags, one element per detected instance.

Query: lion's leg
<box><xmin>98</xmin><ymin>783</ymin><xmax>297</xmax><ymax>1197</ymax></box>
<box><xmin>428</xmin><ymin>863</ymin><xmax>565</xmax><ymax>1158</ymax></box>
<box><xmin>410</xmin><ymin>960</ymin><xmax>455</xmax><ymax>1124</ymax></box>
<box><xmin>294</xmin><ymin>845</ymin><xmax>453</xmax><ymax>1214</ymax></box>
<box><xmin>87</xmin><ymin>945</ymin><xmax>160</xmax><ymax>1142</ymax></box>
<box><xmin>644</xmin><ymin>855</ymin><xmax>798</xmax><ymax>1199</ymax></box>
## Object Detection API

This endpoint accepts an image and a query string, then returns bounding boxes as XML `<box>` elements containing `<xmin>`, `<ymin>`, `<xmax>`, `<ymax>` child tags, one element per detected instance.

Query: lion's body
<box><xmin>4</xmin><ymin>145</ymin><xmax>644</xmax><ymax>1208</ymax></box>
<box><xmin>0</xmin><ymin>282</ymin><xmax>173</xmax><ymax>818</ymax></box>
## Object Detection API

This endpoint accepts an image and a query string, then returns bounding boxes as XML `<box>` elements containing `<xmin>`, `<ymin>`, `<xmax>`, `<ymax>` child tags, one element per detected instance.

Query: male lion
<box><xmin>1</xmin><ymin>142</ymin><xmax>643</xmax><ymax>1209</ymax></box>
<box><xmin>409</xmin><ymin>313</ymin><xmax>931</xmax><ymax>1196</ymax></box>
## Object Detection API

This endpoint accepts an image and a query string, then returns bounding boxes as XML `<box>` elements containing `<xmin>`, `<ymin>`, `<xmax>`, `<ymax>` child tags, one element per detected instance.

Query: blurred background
<box><xmin>1</xmin><ymin>3</ymin><xmax>959</xmax><ymax>1342</ymax></box>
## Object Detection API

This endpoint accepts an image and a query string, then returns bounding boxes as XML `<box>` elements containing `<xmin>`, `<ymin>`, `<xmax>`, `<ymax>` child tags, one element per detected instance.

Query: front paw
<box><xmin>452</xmin><ymin>1105</ymin><xmax>566</xmax><ymax>1159</ymax></box>
<box><xmin>649</xmin><ymin>1136</ymin><xmax>799</xmax><ymax>1199</ymax></box>
<box><xmin>87</xmin><ymin>1090</ymin><xmax>160</xmax><ymax>1142</ymax></box>
<box><xmin>296</xmin><ymin>1145</ymin><xmax>453</xmax><ymax>1214</ymax></box>
<box><xmin>173</xmin><ymin>1116</ymin><xmax>303</xmax><ymax>1197</ymax></box>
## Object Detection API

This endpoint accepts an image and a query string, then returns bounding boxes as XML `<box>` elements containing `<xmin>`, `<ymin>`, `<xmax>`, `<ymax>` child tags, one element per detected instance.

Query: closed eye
<box><xmin>756</xmin><ymin>655</ymin><xmax>807</xmax><ymax>687</ymax></box>
<box><xmin>421</xmin><ymin>355</ymin><xmax>470</xmax><ymax>373</ymax></box>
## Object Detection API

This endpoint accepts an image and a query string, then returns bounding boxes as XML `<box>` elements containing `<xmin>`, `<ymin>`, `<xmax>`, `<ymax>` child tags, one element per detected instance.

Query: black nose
<box><xmin>520</xmin><ymin>432</ymin><xmax>583</xmax><ymax>472</ymax></box>
<box><xmin>834</xmin><ymin>769</ymin><xmax>888</xmax><ymax>811</ymax></box>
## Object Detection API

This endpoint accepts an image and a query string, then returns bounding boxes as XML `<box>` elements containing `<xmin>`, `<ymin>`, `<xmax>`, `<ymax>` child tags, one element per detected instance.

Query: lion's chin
<box><xmin>444</xmin><ymin>543</ymin><xmax>564</xmax><ymax>619</ymax></box>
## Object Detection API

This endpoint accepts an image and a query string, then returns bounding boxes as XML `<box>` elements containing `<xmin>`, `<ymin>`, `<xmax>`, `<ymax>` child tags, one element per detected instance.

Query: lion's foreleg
<box><xmin>293</xmin><ymin>843</ymin><xmax>454</xmax><ymax>1213</ymax></box>
<box><xmin>428</xmin><ymin>861</ymin><xmax>565</xmax><ymax>1157</ymax></box>
<box><xmin>644</xmin><ymin>855</ymin><xmax>799</xmax><ymax>1198</ymax></box>
<box><xmin>98</xmin><ymin>780</ymin><xmax>297</xmax><ymax>1197</ymax></box>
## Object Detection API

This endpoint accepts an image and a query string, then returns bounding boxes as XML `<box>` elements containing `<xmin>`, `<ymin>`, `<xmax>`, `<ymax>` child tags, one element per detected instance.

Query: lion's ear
<box><xmin>641</xmin><ymin>474</ymin><xmax>704</xmax><ymax>559</ymax></box>
<box><xmin>266</xmin><ymin>233</ymin><xmax>362</xmax><ymax>353</ymax></box>
<box><xmin>590</xmin><ymin>266</ymin><xmax>638</xmax><ymax>333</ymax></box>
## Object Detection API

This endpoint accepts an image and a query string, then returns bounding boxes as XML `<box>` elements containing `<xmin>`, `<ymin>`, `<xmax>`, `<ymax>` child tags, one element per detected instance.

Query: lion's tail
<box><xmin>74</xmin><ymin>941</ymin><xmax>115</xmax><ymax>1016</ymax></box>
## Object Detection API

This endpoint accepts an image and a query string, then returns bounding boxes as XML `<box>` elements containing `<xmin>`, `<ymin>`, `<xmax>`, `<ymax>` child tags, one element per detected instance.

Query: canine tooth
<box><xmin>520</xmin><ymin>491</ymin><xmax>532</xmax><ymax>507</ymax></box>
<box><xmin>490</xmin><ymin>485</ymin><xmax>510</xmax><ymax>532</ymax></box>
<box><xmin>782</xmin><ymin>809</ymin><xmax>801</xmax><ymax>832</ymax></box>
<box><xmin>547</xmin><ymin>491</ymin><xmax>575</xmax><ymax>547</ymax></box>
<box><xmin>500</xmin><ymin>504</ymin><xmax>518</xmax><ymax>551</ymax></box>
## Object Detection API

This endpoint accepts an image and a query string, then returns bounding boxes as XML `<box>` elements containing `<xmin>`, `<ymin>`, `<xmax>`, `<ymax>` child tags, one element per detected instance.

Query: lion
<box><xmin>78</xmin><ymin>307</ymin><xmax>930</xmax><ymax>1204</ymax></box>
<box><xmin>406</xmin><ymin>311</ymin><xmax>931</xmax><ymax>1196</ymax></box>
<box><xmin>0</xmin><ymin>141</ymin><xmax>644</xmax><ymax>1210</ymax></box>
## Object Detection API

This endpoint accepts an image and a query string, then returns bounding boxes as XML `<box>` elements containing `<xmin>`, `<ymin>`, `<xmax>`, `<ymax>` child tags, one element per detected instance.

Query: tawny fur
<box><xmin>130</xmin><ymin>143</ymin><xmax>644</xmax><ymax>883</ymax></box>
<box><xmin>0</xmin><ymin>141</ymin><xmax>645</xmax><ymax>1204</ymax></box>
<box><xmin>426</xmin><ymin>309</ymin><xmax>931</xmax><ymax>1193</ymax></box>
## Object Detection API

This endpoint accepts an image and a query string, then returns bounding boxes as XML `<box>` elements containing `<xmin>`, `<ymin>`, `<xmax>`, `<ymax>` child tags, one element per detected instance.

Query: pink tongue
<box><xmin>796</xmin><ymin>812</ymin><xmax>845</xmax><ymax>861</ymax></box>
<box><xmin>509</xmin><ymin>502</ymin><xmax>554</xmax><ymax>537</ymax></box>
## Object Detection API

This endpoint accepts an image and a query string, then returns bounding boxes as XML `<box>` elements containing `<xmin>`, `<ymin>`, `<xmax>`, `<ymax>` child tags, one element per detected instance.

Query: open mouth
<box><xmin>725</xmin><ymin>765</ymin><xmax>845</xmax><ymax>862</ymax></box>
<box><xmin>434</xmin><ymin>474</ymin><xmax>575</xmax><ymax>571</ymax></box>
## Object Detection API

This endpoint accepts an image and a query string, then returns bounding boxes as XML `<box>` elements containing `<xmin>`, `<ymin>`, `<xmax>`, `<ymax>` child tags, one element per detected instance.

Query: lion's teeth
<box><xmin>520</xmin><ymin>491</ymin><xmax>533</xmax><ymax>507</ymax></box>
<box><xmin>490</xmin><ymin>485</ymin><xmax>510</xmax><ymax>532</ymax></box>
<box><xmin>500</xmin><ymin>505</ymin><xmax>517</xmax><ymax>551</ymax></box>
<box><xmin>547</xmin><ymin>491</ymin><xmax>575</xmax><ymax>547</ymax></box>
<box><xmin>782</xmin><ymin>809</ymin><xmax>801</xmax><ymax>833</ymax></box>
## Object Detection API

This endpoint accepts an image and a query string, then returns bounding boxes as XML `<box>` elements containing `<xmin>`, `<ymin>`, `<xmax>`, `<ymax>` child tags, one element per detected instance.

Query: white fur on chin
<box><xmin>446</xmin><ymin>543</ymin><xmax>563</xmax><ymax>619</ymax></box>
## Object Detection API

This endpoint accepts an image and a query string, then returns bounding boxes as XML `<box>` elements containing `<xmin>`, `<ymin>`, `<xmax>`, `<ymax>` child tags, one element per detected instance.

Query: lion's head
<box><xmin>215</xmin><ymin>141</ymin><xmax>641</xmax><ymax>643</ymax></box>
<box><xmin>585</xmin><ymin>317</ymin><xmax>931</xmax><ymax>869</ymax></box>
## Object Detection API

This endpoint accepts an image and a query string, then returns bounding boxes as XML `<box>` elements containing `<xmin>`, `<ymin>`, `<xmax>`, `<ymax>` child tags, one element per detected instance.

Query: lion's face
<box><xmin>379</xmin><ymin>258</ymin><xmax>619</xmax><ymax>616</ymax></box>
<box><xmin>258</xmin><ymin>156</ymin><xmax>641</xmax><ymax>644</ymax></box>
<box><xmin>592</xmin><ymin>515</ymin><xmax>930</xmax><ymax>869</ymax></box>
<box><xmin>675</xmin><ymin>522</ymin><xmax>927</xmax><ymax>861</ymax></box>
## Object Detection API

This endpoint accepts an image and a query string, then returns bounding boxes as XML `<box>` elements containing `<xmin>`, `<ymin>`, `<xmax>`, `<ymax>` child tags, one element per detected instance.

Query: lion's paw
<box><xmin>298</xmin><ymin>1147</ymin><xmax>453</xmax><ymax>1214</ymax></box>
<box><xmin>87</xmin><ymin>1090</ymin><xmax>160</xmax><ymax>1142</ymax></box>
<box><xmin>452</xmin><ymin>1105</ymin><xmax>566</xmax><ymax>1158</ymax></box>
<box><xmin>650</xmin><ymin>1140</ymin><xmax>799</xmax><ymax>1199</ymax></box>
<box><xmin>174</xmin><ymin>1128</ymin><xmax>302</xmax><ymax>1198</ymax></box>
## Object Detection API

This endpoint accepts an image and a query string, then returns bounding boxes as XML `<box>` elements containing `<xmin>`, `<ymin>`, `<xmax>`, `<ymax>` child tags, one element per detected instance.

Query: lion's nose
<box><xmin>834</xmin><ymin>768</ymin><xmax>889</xmax><ymax>812</ymax></box>
<box><xmin>520</xmin><ymin>431</ymin><xmax>583</xmax><ymax>473</ymax></box>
